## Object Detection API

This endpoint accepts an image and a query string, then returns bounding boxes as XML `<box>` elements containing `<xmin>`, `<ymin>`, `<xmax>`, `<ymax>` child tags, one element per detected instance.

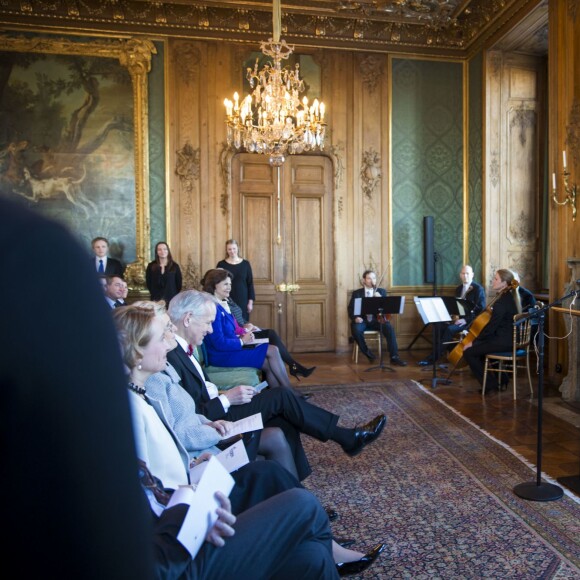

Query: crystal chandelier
<box><xmin>224</xmin><ymin>0</ymin><xmax>326</xmax><ymax>167</ymax></box>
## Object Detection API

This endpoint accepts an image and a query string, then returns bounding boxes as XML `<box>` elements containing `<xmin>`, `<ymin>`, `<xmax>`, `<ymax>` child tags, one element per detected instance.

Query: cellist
<box><xmin>463</xmin><ymin>269</ymin><xmax>534</xmax><ymax>394</ymax></box>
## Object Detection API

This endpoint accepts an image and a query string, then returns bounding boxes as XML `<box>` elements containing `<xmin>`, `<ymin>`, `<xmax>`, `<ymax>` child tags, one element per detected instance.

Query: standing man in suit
<box><xmin>419</xmin><ymin>264</ymin><xmax>486</xmax><ymax>366</ymax></box>
<box><xmin>104</xmin><ymin>276</ymin><xmax>128</xmax><ymax>308</ymax></box>
<box><xmin>91</xmin><ymin>236</ymin><xmax>125</xmax><ymax>277</ymax></box>
<box><xmin>348</xmin><ymin>270</ymin><xmax>407</xmax><ymax>366</ymax></box>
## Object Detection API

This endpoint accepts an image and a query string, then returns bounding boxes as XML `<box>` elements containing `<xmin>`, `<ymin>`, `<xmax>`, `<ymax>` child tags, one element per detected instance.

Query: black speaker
<box><xmin>423</xmin><ymin>216</ymin><xmax>435</xmax><ymax>284</ymax></box>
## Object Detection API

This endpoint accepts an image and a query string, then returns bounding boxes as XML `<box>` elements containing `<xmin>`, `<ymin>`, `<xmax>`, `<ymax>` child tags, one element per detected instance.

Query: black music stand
<box><xmin>356</xmin><ymin>296</ymin><xmax>405</xmax><ymax>373</ymax></box>
<box><xmin>513</xmin><ymin>291</ymin><xmax>579</xmax><ymax>502</ymax></box>
<box><xmin>414</xmin><ymin>296</ymin><xmax>452</xmax><ymax>388</ymax></box>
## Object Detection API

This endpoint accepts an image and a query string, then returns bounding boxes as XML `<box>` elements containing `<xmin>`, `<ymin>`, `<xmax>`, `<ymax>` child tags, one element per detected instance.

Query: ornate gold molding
<box><xmin>360</xmin><ymin>148</ymin><xmax>382</xmax><ymax>200</ymax></box>
<box><xmin>360</xmin><ymin>54</ymin><xmax>383</xmax><ymax>93</ymax></box>
<box><xmin>0</xmin><ymin>0</ymin><xmax>536</xmax><ymax>57</ymax></box>
<box><xmin>219</xmin><ymin>143</ymin><xmax>234</xmax><ymax>217</ymax></box>
<box><xmin>0</xmin><ymin>33</ymin><xmax>155</xmax><ymax>284</ymax></box>
<box><xmin>566</xmin><ymin>97</ymin><xmax>580</xmax><ymax>164</ymax></box>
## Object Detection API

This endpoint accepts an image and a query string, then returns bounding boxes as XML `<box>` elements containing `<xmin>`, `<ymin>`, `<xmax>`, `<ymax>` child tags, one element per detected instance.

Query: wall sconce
<box><xmin>552</xmin><ymin>151</ymin><xmax>577</xmax><ymax>222</ymax></box>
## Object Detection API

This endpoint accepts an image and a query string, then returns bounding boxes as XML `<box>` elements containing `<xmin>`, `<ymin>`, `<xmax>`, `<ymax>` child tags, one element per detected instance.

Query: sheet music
<box><xmin>414</xmin><ymin>297</ymin><xmax>452</xmax><ymax>324</ymax></box>
<box><xmin>353</xmin><ymin>297</ymin><xmax>362</xmax><ymax>316</ymax></box>
<box><xmin>222</xmin><ymin>412</ymin><xmax>263</xmax><ymax>438</ymax></box>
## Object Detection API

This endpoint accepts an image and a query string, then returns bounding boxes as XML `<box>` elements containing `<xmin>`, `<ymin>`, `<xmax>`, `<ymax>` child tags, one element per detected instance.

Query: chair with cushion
<box><xmin>352</xmin><ymin>330</ymin><xmax>382</xmax><ymax>364</ymax></box>
<box><xmin>195</xmin><ymin>344</ymin><xmax>261</xmax><ymax>390</ymax></box>
<box><xmin>481</xmin><ymin>312</ymin><xmax>534</xmax><ymax>400</ymax></box>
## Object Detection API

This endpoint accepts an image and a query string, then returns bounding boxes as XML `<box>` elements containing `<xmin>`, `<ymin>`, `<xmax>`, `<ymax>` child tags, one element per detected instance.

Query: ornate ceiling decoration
<box><xmin>0</xmin><ymin>0</ymin><xmax>542</xmax><ymax>56</ymax></box>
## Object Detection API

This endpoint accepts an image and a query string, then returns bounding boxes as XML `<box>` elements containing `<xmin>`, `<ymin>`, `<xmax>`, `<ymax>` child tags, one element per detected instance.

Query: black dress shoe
<box><xmin>390</xmin><ymin>356</ymin><xmax>407</xmax><ymax>367</ymax></box>
<box><xmin>363</xmin><ymin>350</ymin><xmax>376</xmax><ymax>361</ymax></box>
<box><xmin>342</xmin><ymin>414</ymin><xmax>387</xmax><ymax>457</ymax></box>
<box><xmin>301</xmin><ymin>393</ymin><xmax>314</xmax><ymax>401</ymax></box>
<box><xmin>325</xmin><ymin>507</ymin><xmax>338</xmax><ymax>522</ymax></box>
<box><xmin>333</xmin><ymin>537</ymin><xmax>356</xmax><ymax>548</ymax></box>
<box><xmin>336</xmin><ymin>543</ymin><xmax>385</xmax><ymax>576</ymax></box>
<box><xmin>289</xmin><ymin>363</ymin><xmax>317</xmax><ymax>380</ymax></box>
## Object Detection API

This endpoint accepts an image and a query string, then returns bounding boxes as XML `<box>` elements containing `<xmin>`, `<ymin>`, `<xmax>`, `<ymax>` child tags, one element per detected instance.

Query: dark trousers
<box><xmin>224</xmin><ymin>388</ymin><xmax>340</xmax><ymax>481</ymax></box>
<box><xmin>194</xmin><ymin>488</ymin><xmax>337</xmax><ymax>579</ymax></box>
<box><xmin>351</xmin><ymin>318</ymin><xmax>399</xmax><ymax>358</ymax></box>
<box><xmin>463</xmin><ymin>339</ymin><xmax>512</xmax><ymax>387</ymax></box>
<box><xmin>430</xmin><ymin>322</ymin><xmax>465</xmax><ymax>362</ymax></box>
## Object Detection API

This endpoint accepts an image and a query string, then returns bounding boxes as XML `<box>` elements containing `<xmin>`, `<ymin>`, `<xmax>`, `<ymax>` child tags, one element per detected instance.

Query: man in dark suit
<box><xmin>419</xmin><ymin>264</ymin><xmax>486</xmax><ymax>365</ymax></box>
<box><xmin>166</xmin><ymin>290</ymin><xmax>387</xmax><ymax>460</ymax></box>
<box><xmin>347</xmin><ymin>270</ymin><xmax>407</xmax><ymax>366</ymax></box>
<box><xmin>0</xmin><ymin>198</ymin><xmax>152</xmax><ymax>578</ymax></box>
<box><xmin>104</xmin><ymin>275</ymin><xmax>128</xmax><ymax>308</ymax></box>
<box><xmin>91</xmin><ymin>236</ymin><xmax>125</xmax><ymax>277</ymax></box>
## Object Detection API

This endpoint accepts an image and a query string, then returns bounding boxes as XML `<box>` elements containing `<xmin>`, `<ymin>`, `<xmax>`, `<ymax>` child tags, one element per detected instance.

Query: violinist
<box><xmin>463</xmin><ymin>268</ymin><xmax>535</xmax><ymax>394</ymax></box>
<box><xmin>347</xmin><ymin>270</ymin><xmax>407</xmax><ymax>366</ymax></box>
<box><xmin>418</xmin><ymin>265</ymin><xmax>486</xmax><ymax>366</ymax></box>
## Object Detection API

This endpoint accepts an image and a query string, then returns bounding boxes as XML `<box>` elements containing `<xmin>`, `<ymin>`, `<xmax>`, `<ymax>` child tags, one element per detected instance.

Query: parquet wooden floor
<box><xmin>289</xmin><ymin>346</ymin><xmax>580</xmax><ymax>494</ymax></box>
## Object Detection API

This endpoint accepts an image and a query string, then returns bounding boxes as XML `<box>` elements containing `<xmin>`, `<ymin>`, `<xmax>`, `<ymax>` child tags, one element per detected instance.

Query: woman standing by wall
<box><xmin>217</xmin><ymin>239</ymin><xmax>255</xmax><ymax>321</ymax></box>
<box><xmin>146</xmin><ymin>241</ymin><xmax>182</xmax><ymax>305</ymax></box>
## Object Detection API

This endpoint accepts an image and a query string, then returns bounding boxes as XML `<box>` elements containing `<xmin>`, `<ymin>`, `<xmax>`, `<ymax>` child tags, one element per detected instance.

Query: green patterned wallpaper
<box><xmin>391</xmin><ymin>58</ymin><xmax>464</xmax><ymax>287</ymax></box>
<box><xmin>148</xmin><ymin>41</ymin><xmax>166</xmax><ymax>256</ymax></box>
<box><xmin>468</xmin><ymin>52</ymin><xmax>483</xmax><ymax>284</ymax></box>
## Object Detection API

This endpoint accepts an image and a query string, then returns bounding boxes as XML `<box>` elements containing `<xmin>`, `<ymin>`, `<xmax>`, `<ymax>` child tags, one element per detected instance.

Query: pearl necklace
<box><xmin>128</xmin><ymin>382</ymin><xmax>147</xmax><ymax>396</ymax></box>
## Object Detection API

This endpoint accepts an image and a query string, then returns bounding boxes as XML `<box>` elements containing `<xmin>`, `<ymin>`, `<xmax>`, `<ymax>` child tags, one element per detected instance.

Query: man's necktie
<box><xmin>114</xmin><ymin>300</ymin><xmax>123</xmax><ymax>308</ymax></box>
<box><xmin>186</xmin><ymin>344</ymin><xmax>194</xmax><ymax>357</ymax></box>
<box><xmin>98</xmin><ymin>259</ymin><xmax>104</xmax><ymax>273</ymax></box>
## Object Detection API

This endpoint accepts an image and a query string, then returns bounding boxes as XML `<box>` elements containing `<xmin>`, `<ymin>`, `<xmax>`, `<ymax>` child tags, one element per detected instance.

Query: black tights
<box><xmin>258</xmin><ymin>427</ymin><xmax>299</xmax><ymax>480</ymax></box>
<box><xmin>261</xmin><ymin>345</ymin><xmax>292</xmax><ymax>388</ymax></box>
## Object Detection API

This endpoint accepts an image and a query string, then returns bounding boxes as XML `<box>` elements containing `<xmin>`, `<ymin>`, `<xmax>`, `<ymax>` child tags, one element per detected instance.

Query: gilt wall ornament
<box><xmin>173</xmin><ymin>42</ymin><xmax>200</xmax><ymax>86</ymax></box>
<box><xmin>175</xmin><ymin>141</ymin><xmax>200</xmax><ymax>191</ymax></box>
<box><xmin>182</xmin><ymin>255</ymin><xmax>202</xmax><ymax>290</ymax></box>
<box><xmin>360</xmin><ymin>148</ymin><xmax>382</xmax><ymax>200</ymax></box>
<box><xmin>510</xmin><ymin>104</ymin><xmax>536</xmax><ymax>147</ymax></box>
<box><xmin>360</xmin><ymin>54</ymin><xmax>383</xmax><ymax>93</ymax></box>
<box><xmin>489</xmin><ymin>151</ymin><xmax>500</xmax><ymax>188</ymax></box>
<box><xmin>509</xmin><ymin>210</ymin><xmax>535</xmax><ymax>244</ymax></box>
<box><xmin>566</xmin><ymin>97</ymin><xmax>580</xmax><ymax>164</ymax></box>
<box><xmin>219</xmin><ymin>143</ymin><xmax>233</xmax><ymax>216</ymax></box>
<box><xmin>327</xmin><ymin>141</ymin><xmax>345</xmax><ymax>191</ymax></box>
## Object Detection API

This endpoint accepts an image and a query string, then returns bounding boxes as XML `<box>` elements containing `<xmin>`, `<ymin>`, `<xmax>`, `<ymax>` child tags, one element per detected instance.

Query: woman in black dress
<box><xmin>145</xmin><ymin>242</ymin><xmax>183</xmax><ymax>305</ymax></box>
<box><xmin>216</xmin><ymin>239</ymin><xmax>255</xmax><ymax>321</ymax></box>
<box><xmin>463</xmin><ymin>268</ymin><xmax>523</xmax><ymax>393</ymax></box>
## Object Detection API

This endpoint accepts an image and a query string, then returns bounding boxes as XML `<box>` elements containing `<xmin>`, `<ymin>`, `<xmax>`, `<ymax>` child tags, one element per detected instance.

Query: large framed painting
<box><xmin>0</xmin><ymin>34</ymin><xmax>155</xmax><ymax>279</ymax></box>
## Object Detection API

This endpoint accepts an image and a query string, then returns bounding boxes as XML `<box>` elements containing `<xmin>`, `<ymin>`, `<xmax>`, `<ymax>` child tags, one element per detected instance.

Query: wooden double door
<box><xmin>231</xmin><ymin>154</ymin><xmax>334</xmax><ymax>352</ymax></box>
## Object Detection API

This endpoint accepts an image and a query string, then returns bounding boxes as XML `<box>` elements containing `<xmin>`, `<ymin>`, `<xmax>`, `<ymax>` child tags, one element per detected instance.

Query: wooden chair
<box><xmin>352</xmin><ymin>330</ymin><xmax>382</xmax><ymax>363</ymax></box>
<box><xmin>481</xmin><ymin>312</ymin><xmax>534</xmax><ymax>399</ymax></box>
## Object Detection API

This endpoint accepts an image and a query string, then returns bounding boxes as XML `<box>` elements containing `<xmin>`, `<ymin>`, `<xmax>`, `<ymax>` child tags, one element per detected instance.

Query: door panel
<box><xmin>232</xmin><ymin>153</ymin><xmax>334</xmax><ymax>352</ymax></box>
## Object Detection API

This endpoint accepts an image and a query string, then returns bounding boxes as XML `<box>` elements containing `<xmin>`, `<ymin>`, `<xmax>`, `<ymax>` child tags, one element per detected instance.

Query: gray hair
<box><xmin>168</xmin><ymin>290</ymin><xmax>215</xmax><ymax>323</ymax></box>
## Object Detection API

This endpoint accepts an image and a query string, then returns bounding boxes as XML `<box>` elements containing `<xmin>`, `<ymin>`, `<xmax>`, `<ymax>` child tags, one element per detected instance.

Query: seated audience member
<box><xmin>419</xmin><ymin>264</ymin><xmax>486</xmax><ymax>366</ymax></box>
<box><xmin>91</xmin><ymin>236</ymin><xmax>124</xmax><ymax>277</ymax></box>
<box><xmin>104</xmin><ymin>275</ymin><xmax>128</xmax><ymax>308</ymax></box>
<box><xmin>225</xmin><ymin>293</ymin><xmax>315</xmax><ymax>379</ymax></box>
<box><xmin>167</xmin><ymin>290</ymin><xmax>388</xmax><ymax>461</ymax></box>
<box><xmin>201</xmin><ymin>268</ymin><xmax>296</xmax><ymax>389</ymax></box>
<box><xmin>1</xmin><ymin>198</ymin><xmax>151</xmax><ymax>578</ymax></box>
<box><xmin>463</xmin><ymin>268</ymin><xmax>533</xmax><ymax>394</ymax></box>
<box><xmin>135</xmin><ymin>301</ymin><xmax>300</xmax><ymax>480</ymax></box>
<box><xmin>347</xmin><ymin>270</ymin><xmax>407</xmax><ymax>366</ymax></box>
<box><xmin>143</xmin><ymin>461</ymin><xmax>340</xmax><ymax>580</ymax></box>
<box><xmin>145</xmin><ymin>241</ymin><xmax>183</xmax><ymax>305</ymax></box>
<box><xmin>113</xmin><ymin>303</ymin><xmax>384</xmax><ymax>575</ymax></box>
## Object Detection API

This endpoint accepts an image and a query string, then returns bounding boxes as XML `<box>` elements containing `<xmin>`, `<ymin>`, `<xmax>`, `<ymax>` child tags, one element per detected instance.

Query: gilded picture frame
<box><xmin>0</xmin><ymin>34</ymin><xmax>156</xmax><ymax>281</ymax></box>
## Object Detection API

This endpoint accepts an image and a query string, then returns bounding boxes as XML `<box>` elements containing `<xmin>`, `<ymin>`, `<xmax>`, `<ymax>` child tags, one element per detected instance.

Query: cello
<box><xmin>447</xmin><ymin>279</ymin><xmax>519</xmax><ymax>368</ymax></box>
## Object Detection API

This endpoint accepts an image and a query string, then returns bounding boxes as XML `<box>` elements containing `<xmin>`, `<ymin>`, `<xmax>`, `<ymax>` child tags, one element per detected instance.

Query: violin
<box><xmin>447</xmin><ymin>279</ymin><xmax>519</xmax><ymax>368</ymax></box>
<box><xmin>373</xmin><ymin>266</ymin><xmax>391</xmax><ymax>323</ymax></box>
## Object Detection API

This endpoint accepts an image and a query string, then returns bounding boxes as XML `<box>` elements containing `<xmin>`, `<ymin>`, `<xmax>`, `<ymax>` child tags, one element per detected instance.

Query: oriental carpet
<box><xmin>300</xmin><ymin>380</ymin><xmax>580</xmax><ymax>579</ymax></box>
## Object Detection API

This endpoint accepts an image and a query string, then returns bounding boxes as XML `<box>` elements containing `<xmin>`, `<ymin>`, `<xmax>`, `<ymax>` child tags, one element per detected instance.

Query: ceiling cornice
<box><xmin>0</xmin><ymin>0</ymin><xmax>544</xmax><ymax>58</ymax></box>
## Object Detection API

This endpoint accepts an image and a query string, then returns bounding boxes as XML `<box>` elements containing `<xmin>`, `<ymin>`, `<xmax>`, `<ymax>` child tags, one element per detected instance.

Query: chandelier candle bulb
<box><xmin>223</xmin><ymin>0</ymin><xmax>326</xmax><ymax>166</ymax></box>
<box><xmin>563</xmin><ymin>150</ymin><xmax>567</xmax><ymax>170</ymax></box>
<box><xmin>553</xmin><ymin>172</ymin><xmax>557</xmax><ymax>191</ymax></box>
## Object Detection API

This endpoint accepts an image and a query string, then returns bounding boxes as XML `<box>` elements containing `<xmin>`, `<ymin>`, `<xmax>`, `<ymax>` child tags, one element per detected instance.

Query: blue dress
<box><xmin>203</xmin><ymin>303</ymin><xmax>267</xmax><ymax>368</ymax></box>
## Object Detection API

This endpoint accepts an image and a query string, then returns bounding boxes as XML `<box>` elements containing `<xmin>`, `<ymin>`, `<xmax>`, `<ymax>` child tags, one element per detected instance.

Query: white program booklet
<box><xmin>176</xmin><ymin>456</ymin><xmax>235</xmax><ymax>559</ymax></box>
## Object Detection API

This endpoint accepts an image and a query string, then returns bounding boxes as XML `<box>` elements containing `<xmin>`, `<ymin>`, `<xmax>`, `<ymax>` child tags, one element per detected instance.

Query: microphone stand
<box><xmin>512</xmin><ymin>290</ymin><xmax>579</xmax><ymax>502</ymax></box>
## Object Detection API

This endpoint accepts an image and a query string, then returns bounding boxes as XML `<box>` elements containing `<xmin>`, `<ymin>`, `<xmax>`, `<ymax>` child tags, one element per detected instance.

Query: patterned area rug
<box><xmin>300</xmin><ymin>380</ymin><xmax>580</xmax><ymax>579</ymax></box>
